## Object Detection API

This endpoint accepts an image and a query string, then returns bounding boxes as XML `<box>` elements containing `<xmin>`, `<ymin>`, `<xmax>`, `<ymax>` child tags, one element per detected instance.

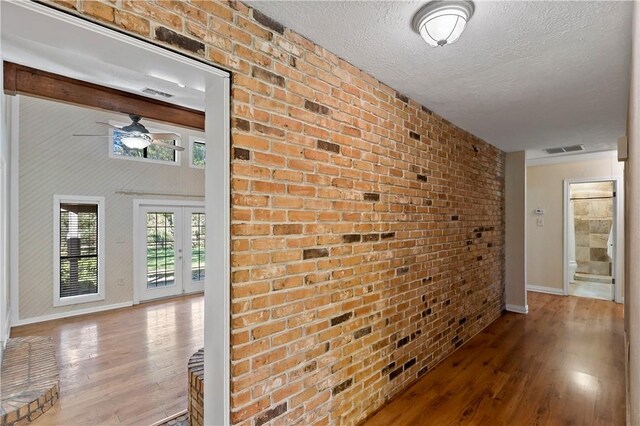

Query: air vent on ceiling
<box><xmin>141</xmin><ymin>87</ymin><xmax>174</xmax><ymax>98</ymax></box>
<box><xmin>544</xmin><ymin>144</ymin><xmax>585</xmax><ymax>155</ymax></box>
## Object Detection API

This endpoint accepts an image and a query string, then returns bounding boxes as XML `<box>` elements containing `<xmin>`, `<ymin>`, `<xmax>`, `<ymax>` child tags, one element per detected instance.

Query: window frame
<box><xmin>189</xmin><ymin>136</ymin><xmax>206</xmax><ymax>169</ymax></box>
<box><xmin>108</xmin><ymin>120</ymin><xmax>182</xmax><ymax>166</ymax></box>
<box><xmin>53</xmin><ymin>195</ymin><xmax>106</xmax><ymax>307</ymax></box>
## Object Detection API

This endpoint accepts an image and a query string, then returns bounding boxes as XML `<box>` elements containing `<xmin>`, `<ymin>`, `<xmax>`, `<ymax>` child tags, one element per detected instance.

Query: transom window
<box><xmin>190</xmin><ymin>137</ymin><xmax>206</xmax><ymax>168</ymax></box>
<box><xmin>111</xmin><ymin>123</ymin><xmax>180</xmax><ymax>165</ymax></box>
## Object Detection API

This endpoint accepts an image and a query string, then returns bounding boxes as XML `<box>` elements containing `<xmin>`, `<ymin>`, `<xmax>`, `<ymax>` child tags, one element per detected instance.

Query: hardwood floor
<box><xmin>8</xmin><ymin>292</ymin><xmax>623</xmax><ymax>425</ymax></box>
<box><xmin>10</xmin><ymin>294</ymin><xmax>203</xmax><ymax>426</ymax></box>
<box><xmin>364</xmin><ymin>292</ymin><xmax>625</xmax><ymax>426</ymax></box>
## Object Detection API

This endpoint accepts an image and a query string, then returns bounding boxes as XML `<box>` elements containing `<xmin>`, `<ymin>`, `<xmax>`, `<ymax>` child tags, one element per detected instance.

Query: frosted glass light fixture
<box><xmin>121</xmin><ymin>135</ymin><xmax>151</xmax><ymax>149</ymax></box>
<box><xmin>412</xmin><ymin>0</ymin><xmax>475</xmax><ymax>47</ymax></box>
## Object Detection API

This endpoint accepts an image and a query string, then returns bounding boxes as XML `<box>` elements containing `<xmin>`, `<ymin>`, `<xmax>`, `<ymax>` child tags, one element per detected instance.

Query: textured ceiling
<box><xmin>245</xmin><ymin>1</ymin><xmax>632</xmax><ymax>153</ymax></box>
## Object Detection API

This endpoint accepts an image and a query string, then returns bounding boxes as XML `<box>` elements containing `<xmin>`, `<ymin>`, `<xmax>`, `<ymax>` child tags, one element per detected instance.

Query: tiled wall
<box><xmin>572</xmin><ymin>182</ymin><xmax>613</xmax><ymax>277</ymax></box>
<box><xmin>39</xmin><ymin>2</ymin><xmax>506</xmax><ymax>425</ymax></box>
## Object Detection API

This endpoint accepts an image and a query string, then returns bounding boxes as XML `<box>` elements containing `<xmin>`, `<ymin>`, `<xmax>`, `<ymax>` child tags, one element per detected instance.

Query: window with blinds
<box><xmin>54</xmin><ymin>196</ymin><xmax>105</xmax><ymax>306</ymax></box>
<box><xmin>59</xmin><ymin>203</ymin><xmax>99</xmax><ymax>297</ymax></box>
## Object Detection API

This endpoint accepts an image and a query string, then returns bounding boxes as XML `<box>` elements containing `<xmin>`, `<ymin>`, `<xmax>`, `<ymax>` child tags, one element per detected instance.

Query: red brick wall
<box><xmin>41</xmin><ymin>1</ymin><xmax>506</xmax><ymax>425</ymax></box>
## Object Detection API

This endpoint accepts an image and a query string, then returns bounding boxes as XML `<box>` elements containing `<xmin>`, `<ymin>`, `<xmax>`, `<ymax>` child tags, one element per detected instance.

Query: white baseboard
<box><xmin>12</xmin><ymin>301</ymin><xmax>133</xmax><ymax>327</ymax></box>
<box><xmin>527</xmin><ymin>284</ymin><xmax>565</xmax><ymax>296</ymax></box>
<box><xmin>506</xmin><ymin>304</ymin><xmax>529</xmax><ymax>314</ymax></box>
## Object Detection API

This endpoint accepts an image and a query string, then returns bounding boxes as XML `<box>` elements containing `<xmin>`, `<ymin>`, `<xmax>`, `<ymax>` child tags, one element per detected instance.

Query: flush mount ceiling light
<box><xmin>412</xmin><ymin>0</ymin><xmax>475</xmax><ymax>47</ymax></box>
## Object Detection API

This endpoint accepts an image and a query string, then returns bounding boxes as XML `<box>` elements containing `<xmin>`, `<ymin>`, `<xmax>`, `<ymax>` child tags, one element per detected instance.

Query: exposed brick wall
<box><xmin>39</xmin><ymin>1</ymin><xmax>506</xmax><ymax>425</ymax></box>
<box><xmin>188</xmin><ymin>349</ymin><xmax>205</xmax><ymax>426</ymax></box>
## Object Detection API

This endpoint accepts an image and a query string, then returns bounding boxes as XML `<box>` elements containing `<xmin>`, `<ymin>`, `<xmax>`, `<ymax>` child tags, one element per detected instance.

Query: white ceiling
<box><xmin>245</xmin><ymin>0</ymin><xmax>632</xmax><ymax>153</ymax></box>
<box><xmin>1</xmin><ymin>1</ymin><xmax>206</xmax><ymax>111</ymax></box>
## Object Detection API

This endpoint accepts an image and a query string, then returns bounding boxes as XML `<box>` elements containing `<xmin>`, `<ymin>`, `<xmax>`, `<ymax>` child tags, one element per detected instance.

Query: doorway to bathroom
<box><xmin>563</xmin><ymin>178</ymin><xmax>622</xmax><ymax>302</ymax></box>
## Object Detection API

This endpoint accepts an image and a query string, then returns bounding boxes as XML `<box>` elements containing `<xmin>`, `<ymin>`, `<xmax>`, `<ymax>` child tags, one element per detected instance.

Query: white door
<box><xmin>183</xmin><ymin>207</ymin><xmax>206</xmax><ymax>294</ymax></box>
<box><xmin>137</xmin><ymin>203</ymin><xmax>205</xmax><ymax>302</ymax></box>
<box><xmin>138</xmin><ymin>206</ymin><xmax>183</xmax><ymax>301</ymax></box>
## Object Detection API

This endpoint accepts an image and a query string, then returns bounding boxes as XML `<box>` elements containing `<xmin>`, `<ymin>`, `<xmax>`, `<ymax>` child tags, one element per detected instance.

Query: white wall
<box><xmin>0</xmin><ymin>54</ymin><xmax>13</xmax><ymax>360</ymax></box>
<box><xmin>527</xmin><ymin>153</ymin><xmax>624</xmax><ymax>291</ymax></box>
<box><xmin>15</xmin><ymin>96</ymin><xmax>204</xmax><ymax>322</ymax></box>
<box><xmin>505</xmin><ymin>151</ymin><xmax>527</xmax><ymax>313</ymax></box>
<box><xmin>626</xmin><ymin>2</ymin><xmax>640</xmax><ymax>423</ymax></box>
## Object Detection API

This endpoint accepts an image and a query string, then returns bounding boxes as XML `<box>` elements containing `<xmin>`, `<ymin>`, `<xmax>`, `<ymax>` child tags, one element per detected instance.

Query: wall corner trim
<box><xmin>1</xmin><ymin>307</ymin><xmax>11</xmax><ymax>350</ymax></box>
<box><xmin>506</xmin><ymin>304</ymin><xmax>529</xmax><ymax>314</ymax></box>
<box><xmin>526</xmin><ymin>285</ymin><xmax>565</xmax><ymax>296</ymax></box>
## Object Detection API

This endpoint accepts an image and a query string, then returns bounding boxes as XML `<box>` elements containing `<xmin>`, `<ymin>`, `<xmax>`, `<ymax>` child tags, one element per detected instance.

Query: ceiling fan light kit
<box><xmin>121</xmin><ymin>135</ymin><xmax>151</xmax><ymax>150</ymax></box>
<box><xmin>412</xmin><ymin>0</ymin><xmax>475</xmax><ymax>47</ymax></box>
<box><xmin>75</xmin><ymin>114</ymin><xmax>185</xmax><ymax>151</ymax></box>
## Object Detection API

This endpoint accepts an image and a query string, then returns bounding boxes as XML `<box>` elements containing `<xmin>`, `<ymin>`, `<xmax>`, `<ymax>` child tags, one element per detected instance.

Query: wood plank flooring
<box><xmin>363</xmin><ymin>292</ymin><xmax>625</xmax><ymax>426</ymax></box>
<box><xmin>10</xmin><ymin>294</ymin><xmax>203</xmax><ymax>426</ymax></box>
<box><xmin>8</xmin><ymin>292</ymin><xmax>623</xmax><ymax>425</ymax></box>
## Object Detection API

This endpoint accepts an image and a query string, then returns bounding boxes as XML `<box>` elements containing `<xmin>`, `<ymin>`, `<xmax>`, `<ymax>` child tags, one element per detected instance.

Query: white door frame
<box><xmin>133</xmin><ymin>199</ymin><xmax>205</xmax><ymax>303</ymax></box>
<box><xmin>4</xmin><ymin>3</ymin><xmax>231</xmax><ymax>424</ymax></box>
<box><xmin>563</xmin><ymin>177</ymin><xmax>624</xmax><ymax>303</ymax></box>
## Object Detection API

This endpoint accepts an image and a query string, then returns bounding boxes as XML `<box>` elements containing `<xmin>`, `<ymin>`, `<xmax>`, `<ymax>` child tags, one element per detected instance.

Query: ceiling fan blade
<box><xmin>150</xmin><ymin>140</ymin><xmax>185</xmax><ymax>151</ymax></box>
<box><xmin>148</xmin><ymin>132</ymin><xmax>181</xmax><ymax>141</ymax></box>
<box><xmin>73</xmin><ymin>134</ymin><xmax>111</xmax><ymax>137</ymax></box>
<box><xmin>96</xmin><ymin>122</ymin><xmax>124</xmax><ymax>130</ymax></box>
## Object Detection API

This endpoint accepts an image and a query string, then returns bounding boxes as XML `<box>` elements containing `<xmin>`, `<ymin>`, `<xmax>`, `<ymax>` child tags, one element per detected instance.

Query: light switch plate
<box><xmin>536</xmin><ymin>218</ymin><xmax>544</xmax><ymax>227</ymax></box>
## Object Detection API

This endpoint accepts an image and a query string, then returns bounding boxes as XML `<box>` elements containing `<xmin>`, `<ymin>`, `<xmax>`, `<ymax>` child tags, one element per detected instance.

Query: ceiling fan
<box><xmin>73</xmin><ymin>114</ymin><xmax>185</xmax><ymax>151</ymax></box>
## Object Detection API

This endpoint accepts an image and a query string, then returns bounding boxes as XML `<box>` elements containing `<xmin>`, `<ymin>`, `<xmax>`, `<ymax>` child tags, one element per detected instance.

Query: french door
<box><xmin>136</xmin><ymin>202</ymin><xmax>205</xmax><ymax>302</ymax></box>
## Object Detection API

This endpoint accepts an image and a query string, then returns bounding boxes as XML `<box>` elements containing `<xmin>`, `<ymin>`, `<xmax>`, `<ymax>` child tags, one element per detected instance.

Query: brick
<box><xmin>304</xmin><ymin>100</ymin><xmax>330</xmax><ymax>115</ymax></box>
<box><xmin>233</xmin><ymin>134</ymin><xmax>270</xmax><ymax>151</ymax></box>
<box><xmin>252</xmin><ymin>67</ymin><xmax>285</xmax><ymax>87</ymax></box>
<box><xmin>273</xmin><ymin>224</ymin><xmax>302</xmax><ymax>235</ymax></box>
<box><xmin>82</xmin><ymin>1</ymin><xmax>115</xmax><ymax>23</ymax></box>
<box><xmin>396</xmin><ymin>92</ymin><xmax>409</xmax><ymax>103</ymax></box>
<box><xmin>155</xmin><ymin>27</ymin><xmax>205</xmax><ymax>54</ymax></box>
<box><xmin>354</xmin><ymin>326</ymin><xmax>372</xmax><ymax>339</ymax></box>
<box><xmin>332</xmin><ymin>378</ymin><xmax>353</xmax><ymax>396</ymax></box>
<box><xmin>342</xmin><ymin>234</ymin><xmax>361</xmax><ymax>243</ymax></box>
<box><xmin>233</xmin><ymin>118</ymin><xmax>251</xmax><ymax>131</ymax></box>
<box><xmin>331</xmin><ymin>312</ymin><xmax>352</xmax><ymax>326</ymax></box>
<box><xmin>252</xmin><ymin>8</ymin><xmax>285</xmax><ymax>34</ymax></box>
<box><xmin>303</xmin><ymin>248</ymin><xmax>328</xmax><ymax>259</ymax></box>
<box><xmin>234</xmin><ymin>148</ymin><xmax>251</xmax><ymax>161</ymax></box>
<box><xmin>317</xmin><ymin>139</ymin><xmax>340</xmax><ymax>154</ymax></box>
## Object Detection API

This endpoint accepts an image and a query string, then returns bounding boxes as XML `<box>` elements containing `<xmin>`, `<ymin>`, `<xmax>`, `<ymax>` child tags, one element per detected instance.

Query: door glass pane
<box><xmin>146</xmin><ymin>212</ymin><xmax>175</xmax><ymax>288</ymax></box>
<box><xmin>191</xmin><ymin>213</ymin><xmax>205</xmax><ymax>281</ymax></box>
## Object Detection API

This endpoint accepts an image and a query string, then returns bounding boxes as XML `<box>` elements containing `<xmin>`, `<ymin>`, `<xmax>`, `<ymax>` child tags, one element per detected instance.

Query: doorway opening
<box><xmin>1</xmin><ymin>1</ymin><xmax>230</xmax><ymax>424</ymax></box>
<box><xmin>564</xmin><ymin>178</ymin><xmax>622</xmax><ymax>302</ymax></box>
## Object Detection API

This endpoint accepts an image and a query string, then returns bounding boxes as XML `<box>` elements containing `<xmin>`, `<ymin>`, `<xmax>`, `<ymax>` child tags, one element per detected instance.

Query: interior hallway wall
<box><xmin>526</xmin><ymin>154</ymin><xmax>623</xmax><ymax>291</ymax></box>
<box><xmin>626</xmin><ymin>1</ymin><xmax>640</xmax><ymax>423</ymax></box>
<box><xmin>505</xmin><ymin>151</ymin><xmax>527</xmax><ymax>312</ymax></box>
